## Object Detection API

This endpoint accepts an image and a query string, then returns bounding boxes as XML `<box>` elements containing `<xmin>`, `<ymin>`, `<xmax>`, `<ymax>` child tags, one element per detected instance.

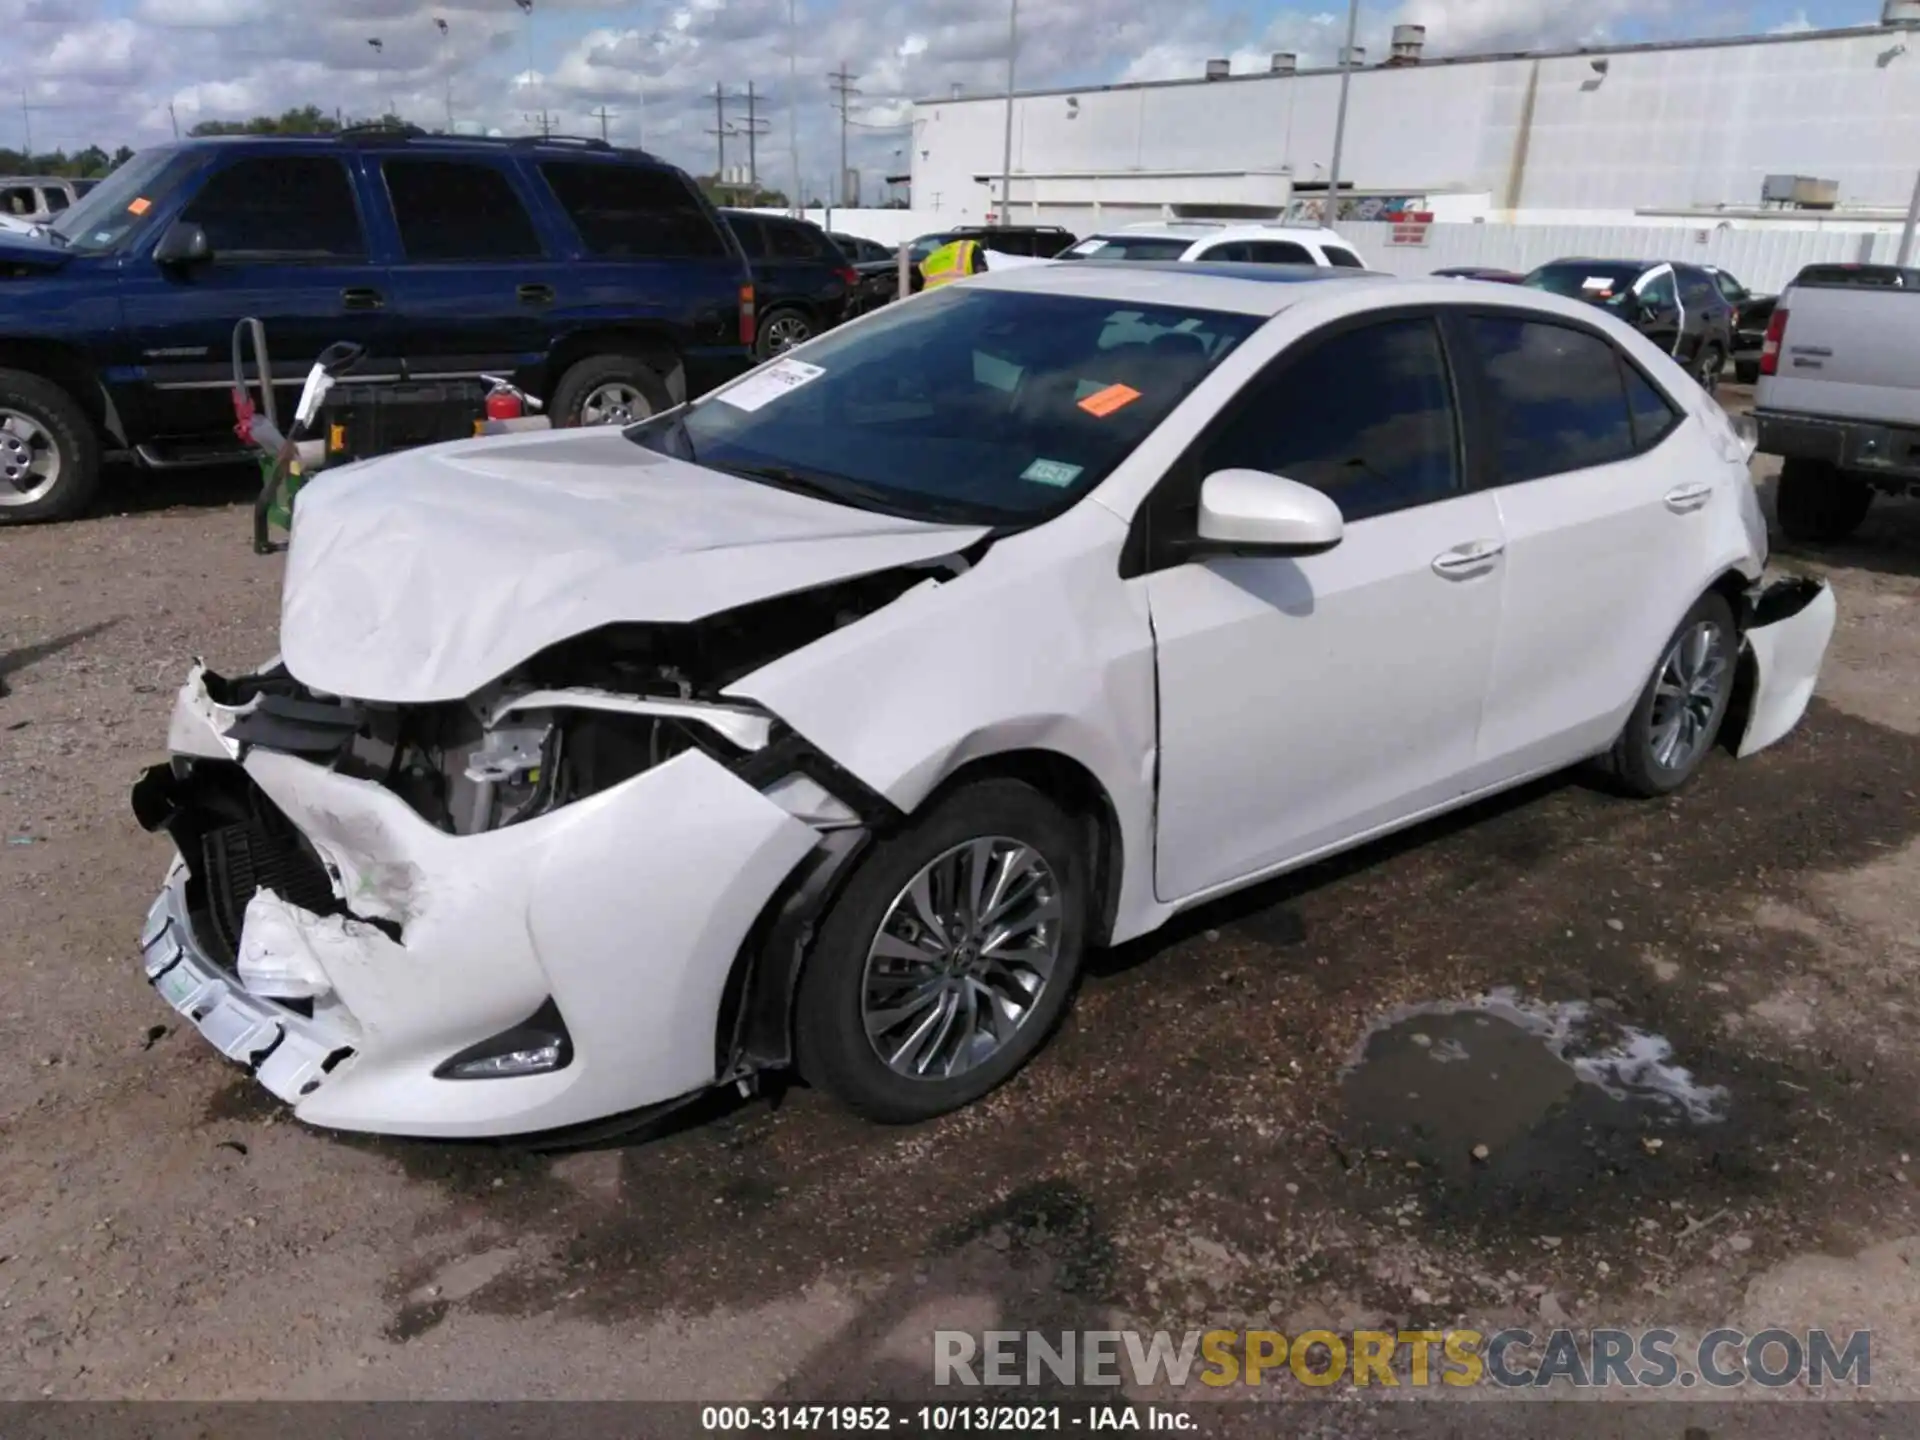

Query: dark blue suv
<box><xmin>0</xmin><ymin>129</ymin><xmax>755</xmax><ymax>522</ymax></box>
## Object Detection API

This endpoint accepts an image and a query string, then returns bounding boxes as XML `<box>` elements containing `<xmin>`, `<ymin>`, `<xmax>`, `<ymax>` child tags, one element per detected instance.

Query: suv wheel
<box><xmin>0</xmin><ymin>368</ymin><xmax>101</xmax><ymax>524</ymax></box>
<box><xmin>755</xmin><ymin>308</ymin><xmax>814</xmax><ymax>360</ymax></box>
<box><xmin>1776</xmin><ymin>457</ymin><xmax>1873</xmax><ymax>544</ymax></box>
<box><xmin>551</xmin><ymin>356</ymin><xmax>672</xmax><ymax>428</ymax></box>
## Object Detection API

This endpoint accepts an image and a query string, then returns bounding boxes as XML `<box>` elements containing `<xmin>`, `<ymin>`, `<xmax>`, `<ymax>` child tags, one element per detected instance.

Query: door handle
<box><xmin>517</xmin><ymin>283</ymin><xmax>556</xmax><ymax>307</ymax></box>
<box><xmin>1431</xmin><ymin>540</ymin><xmax>1505</xmax><ymax>577</ymax></box>
<box><xmin>341</xmin><ymin>287</ymin><xmax>384</xmax><ymax>311</ymax></box>
<box><xmin>1664</xmin><ymin>482</ymin><xmax>1713</xmax><ymax>513</ymax></box>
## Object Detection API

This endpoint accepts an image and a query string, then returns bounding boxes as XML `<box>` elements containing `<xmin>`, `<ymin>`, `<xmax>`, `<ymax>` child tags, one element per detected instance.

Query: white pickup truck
<box><xmin>1753</xmin><ymin>263</ymin><xmax>1920</xmax><ymax>542</ymax></box>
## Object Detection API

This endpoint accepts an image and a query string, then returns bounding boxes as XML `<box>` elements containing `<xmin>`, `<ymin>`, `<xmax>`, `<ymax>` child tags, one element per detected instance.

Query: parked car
<box><xmin>1521</xmin><ymin>259</ymin><xmax>1736</xmax><ymax>394</ymax></box>
<box><xmin>0</xmin><ymin>129</ymin><xmax>755</xmax><ymax>523</ymax></box>
<box><xmin>0</xmin><ymin>174</ymin><xmax>88</xmax><ymax>232</ymax></box>
<box><xmin>1700</xmin><ymin>265</ymin><xmax>1778</xmax><ymax>384</ymax></box>
<box><xmin>131</xmin><ymin>266</ymin><xmax>1833</xmax><ymax>1141</ymax></box>
<box><xmin>901</xmin><ymin>224</ymin><xmax>1080</xmax><ymax>292</ymax></box>
<box><xmin>1432</xmin><ymin>266</ymin><xmax>1522</xmax><ymax>283</ymax></box>
<box><xmin>1752</xmin><ymin>264</ymin><xmax>1920</xmax><ymax>542</ymax></box>
<box><xmin>829</xmin><ymin>231</ymin><xmax>902</xmax><ymax>316</ymax></box>
<box><xmin>722</xmin><ymin>209</ymin><xmax>858</xmax><ymax>359</ymax></box>
<box><xmin>1058</xmin><ymin>222</ymin><xmax>1366</xmax><ymax>269</ymax></box>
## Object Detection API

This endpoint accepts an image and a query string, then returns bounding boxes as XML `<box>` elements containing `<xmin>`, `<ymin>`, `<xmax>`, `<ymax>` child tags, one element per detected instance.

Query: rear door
<box><xmin>1631</xmin><ymin>265</ymin><xmax>1683</xmax><ymax>356</ymax></box>
<box><xmin>118</xmin><ymin>150</ymin><xmax>392</xmax><ymax>444</ymax></box>
<box><xmin>375</xmin><ymin>154</ymin><xmax>557</xmax><ymax>386</ymax></box>
<box><xmin>1452</xmin><ymin>309</ymin><xmax>1704</xmax><ymax>775</ymax></box>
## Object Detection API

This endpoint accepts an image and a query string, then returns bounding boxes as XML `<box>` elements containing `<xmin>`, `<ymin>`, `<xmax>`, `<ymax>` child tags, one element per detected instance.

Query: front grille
<box><xmin>199</xmin><ymin>817</ymin><xmax>339</xmax><ymax>969</ymax></box>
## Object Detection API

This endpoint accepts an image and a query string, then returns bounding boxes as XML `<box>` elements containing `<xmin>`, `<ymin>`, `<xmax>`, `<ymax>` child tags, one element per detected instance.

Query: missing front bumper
<box><xmin>1736</xmin><ymin>576</ymin><xmax>1838</xmax><ymax>759</ymax></box>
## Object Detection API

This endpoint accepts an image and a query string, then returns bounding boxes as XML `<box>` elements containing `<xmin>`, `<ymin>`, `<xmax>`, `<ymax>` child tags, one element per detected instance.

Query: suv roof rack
<box><xmin>509</xmin><ymin>134</ymin><xmax>613</xmax><ymax>151</ymax></box>
<box><xmin>339</xmin><ymin>121</ymin><xmax>429</xmax><ymax>141</ymax></box>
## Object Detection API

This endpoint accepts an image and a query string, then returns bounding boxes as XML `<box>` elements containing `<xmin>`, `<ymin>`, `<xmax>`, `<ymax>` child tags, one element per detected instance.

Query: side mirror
<box><xmin>1195</xmin><ymin>469</ymin><xmax>1344</xmax><ymax>555</ymax></box>
<box><xmin>153</xmin><ymin>220</ymin><xmax>211</xmax><ymax>267</ymax></box>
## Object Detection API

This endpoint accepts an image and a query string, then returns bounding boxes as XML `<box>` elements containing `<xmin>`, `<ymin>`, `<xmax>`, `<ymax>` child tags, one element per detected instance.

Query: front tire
<box><xmin>0</xmin><ymin>368</ymin><xmax>101</xmax><ymax>524</ymax></box>
<box><xmin>1608</xmin><ymin>592</ymin><xmax>1738</xmax><ymax>797</ymax></box>
<box><xmin>550</xmin><ymin>355</ymin><xmax>672</xmax><ymax>428</ymax></box>
<box><xmin>1776</xmin><ymin>458</ymin><xmax>1872</xmax><ymax>544</ymax></box>
<box><xmin>795</xmin><ymin>779</ymin><xmax>1089</xmax><ymax>1123</ymax></box>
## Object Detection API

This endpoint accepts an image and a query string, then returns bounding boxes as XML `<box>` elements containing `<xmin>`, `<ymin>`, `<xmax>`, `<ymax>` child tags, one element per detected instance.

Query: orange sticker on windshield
<box><xmin>1078</xmin><ymin>383</ymin><xmax>1141</xmax><ymax>418</ymax></box>
<box><xmin>127</xmin><ymin>197</ymin><xmax>152</xmax><ymax>215</ymax></box>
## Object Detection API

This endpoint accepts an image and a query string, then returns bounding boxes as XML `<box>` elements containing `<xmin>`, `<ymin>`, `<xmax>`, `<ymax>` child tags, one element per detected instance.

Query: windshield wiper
<box><xmin>717</xmin><ymin>462</ymin><xmax>1002</xmax><ymax>526</ymax></box>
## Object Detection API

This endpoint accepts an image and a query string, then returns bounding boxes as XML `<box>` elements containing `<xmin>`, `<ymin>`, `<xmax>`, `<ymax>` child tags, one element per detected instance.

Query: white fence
<box><xmin>1341</xmin><ymin>221</ymin><xmax>1900</xmax><ymax>292</ymax></box>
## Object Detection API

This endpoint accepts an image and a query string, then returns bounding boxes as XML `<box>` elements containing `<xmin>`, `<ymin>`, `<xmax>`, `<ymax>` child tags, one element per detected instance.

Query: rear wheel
<box><xmin>550</xmin><ymin>355</ymin><xmax>672</xmax><ymax>428</ymax></box>
<box><xmin>755</xmin><ymin>307</ymin><xmax>815</xmax><ymax>360</ymax></box>
<box><xmin>1776</xmin><ymin>457</ymin><xmax>1873</xmax><ymax>544</ymax></box>
<box><xmin>0</xmin><ymin>368</ymin><xmax>100</xmax><ymax>525</ymax></box>
<box><xmin>1608</xmin><ymin>592</ymin><xmax>1739</xmax><ymax>798</ymax></box>
<box><xmin>795</xmin><ymin>779</ymin><xmax>1088</xmax><ymax>1123</ymax></box>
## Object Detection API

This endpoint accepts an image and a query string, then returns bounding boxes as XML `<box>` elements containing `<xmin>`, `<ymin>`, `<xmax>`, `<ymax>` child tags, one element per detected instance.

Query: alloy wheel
<box><xmin>577</xmin><ymin>381</ymin><xmax>650</xmax><ymax>427</ymax></box>
<box><xmin>1649</xmin><ymin>619</ymin><xmax>1730</xmax><ymax>771</ymax></box>
<box><xmin>0</xmin><ymin>409</ymin><xmax>61</xmax><ymax>507</ymax></box>
<box><xmin>860</xmin><ymin>836</ymin><xmax>1062</xmax><ymax>1081</ymax></box>
<box><xmin>763</xmin><ymin>314</ymin><xmax>812</xmax><ymax>355</ymax></box>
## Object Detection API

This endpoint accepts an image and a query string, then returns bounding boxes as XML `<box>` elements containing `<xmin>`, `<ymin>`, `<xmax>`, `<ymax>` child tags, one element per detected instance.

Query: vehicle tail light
<box><xmin>1759</xmin><ymin>307</ymin><xmax>1788</xmax><ymax>377</ymax></box>
<box><xmin>739</xmin><ymin>284</ymin><xmax>756</xmax><ymax>347</ymax></box>
<box><xmin>835</xmin><ymin>265</ymin><xmax>859</xmax><ymax>287</ymax></box>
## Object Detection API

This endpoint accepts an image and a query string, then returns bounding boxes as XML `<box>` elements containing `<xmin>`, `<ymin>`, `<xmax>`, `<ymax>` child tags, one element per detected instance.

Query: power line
<box><xmin>589</xmin><ymin>105</ymin><xmax>614</xmax><ymax>142</ymax></box>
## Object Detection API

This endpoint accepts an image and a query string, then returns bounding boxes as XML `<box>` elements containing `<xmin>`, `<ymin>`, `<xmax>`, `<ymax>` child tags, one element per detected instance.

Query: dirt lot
<box><xmin>3</xmin><ymin>428</ymin><xmax>1919</xmax><ymax>1419</ymax></box>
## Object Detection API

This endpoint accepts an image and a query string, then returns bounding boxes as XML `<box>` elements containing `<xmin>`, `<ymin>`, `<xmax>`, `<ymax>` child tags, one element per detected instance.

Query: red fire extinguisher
<box><xmin>485</xmin><ymin>379</ymin><xmax>524</xmax><ymax>421</ymax></box>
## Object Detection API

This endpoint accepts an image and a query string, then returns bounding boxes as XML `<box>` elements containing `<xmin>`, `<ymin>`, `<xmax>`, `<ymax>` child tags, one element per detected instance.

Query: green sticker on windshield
<box><xmin>1022</xmin><ymin>459</ymin><xmax>1083</xmax><ymax>488</ymax></box>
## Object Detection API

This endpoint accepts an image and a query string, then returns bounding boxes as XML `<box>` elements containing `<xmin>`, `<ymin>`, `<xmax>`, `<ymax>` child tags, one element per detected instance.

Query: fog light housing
<box><xmin>434</xmin><ymin>998</ymin><xmax>573</xmax><ymax>1081</ymax></box>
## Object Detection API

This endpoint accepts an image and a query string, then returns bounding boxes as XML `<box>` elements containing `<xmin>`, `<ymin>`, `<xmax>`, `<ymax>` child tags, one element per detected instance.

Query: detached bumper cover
<box><xmin>137</xmin><ymin>676</ymin><xmax>822</xmax><ymax>1139</ymax></box>
<box><xmin>1737</xmin><ymin>576</ymin><xmax>1838</xmax><ymax>759</ymax></box>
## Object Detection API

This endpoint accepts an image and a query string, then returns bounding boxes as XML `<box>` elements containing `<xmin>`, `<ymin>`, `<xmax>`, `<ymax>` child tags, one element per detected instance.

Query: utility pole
<box><xmin>707</xmin><ymin>82</ymin><xmax>729</xmax><ymax>195</ymax></box>
<box><xmin>827</xmin><ymin>63</ymin><xmax>859</xmax><ymax>227</ymax></box>
<box><xmin>998</xmin><ymin>0</ymin><xmax>1017</xmax><ymax>225</ymax></box>
<box><xmin>436</xmin><ymin>17</ymin><xmax>452</xmax><ymax>131</ymax></box>
<box><xmin>590</xmin><ymin>105</ymin><xmax>613</xmax><ymax>142</ymax></box>
<box><xmin>787</xmin><ymin>0</ymin><xmax>801</xmax><ymax>215</ymax></box>
<box><xmin>167</xmin><ymin>102</ymin><xmax>181</xmax><ymax>141</ymax></box>
<box><xmin>1899</xmin><ymin>169</ymin><xmax>1920</xmax><ymax>269</ymax></box>
<box><xmin>745</xmin><ymin>82</ymin><xmax>758</xmax><ymax>189</ymax></box>
<box><xmin>1324</xmin><ymin>0</ymin><xmax>1361</xmax><ymax>231</ymax></box>
<box><xmin>20</xmin><ymin>90</ymin><xmax>31</xmax><ymax>163</ymax></box>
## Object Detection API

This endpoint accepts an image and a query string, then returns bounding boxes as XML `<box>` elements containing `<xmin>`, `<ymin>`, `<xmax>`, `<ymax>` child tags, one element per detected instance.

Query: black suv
<box><xmin>0</xmin><ymin>128</ymin><xmax>755</xmax><ymax>522</ymax></box>
<box><xmin>721</xmin><ymin>209</ymin><xmax>856</xmax><ymax>359</ymax></box>
<box><xmin>1521</xmin><ymin>259</ymin><xmax>1736</xmax><ymax>394</ymax></box>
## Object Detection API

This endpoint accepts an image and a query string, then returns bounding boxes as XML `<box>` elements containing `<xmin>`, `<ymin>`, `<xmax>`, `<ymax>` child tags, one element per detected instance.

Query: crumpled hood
<box><xmin>280</xmin><ymin>426</ymin><xmax>988</xmax><ymax>703</ymax></box>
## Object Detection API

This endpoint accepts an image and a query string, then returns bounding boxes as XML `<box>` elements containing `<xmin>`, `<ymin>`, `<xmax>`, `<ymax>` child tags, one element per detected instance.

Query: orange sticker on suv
<box><xmin>1078</xmin><ymin>383</ymin><xmax>1141</xmax><ymax>418</ymax></box>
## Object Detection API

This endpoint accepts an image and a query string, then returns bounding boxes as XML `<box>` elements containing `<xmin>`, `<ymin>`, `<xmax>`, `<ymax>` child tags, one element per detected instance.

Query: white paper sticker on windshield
<box><xmin>717</xmin><ymin>358</ymin><xmax>826</xmax><ymax>413</ymax></box>
<box><xmin>1581</xmin><ymin>275</ymin><xmax>1614</xmax><ymax>291</ymax></box>
<box><xmin>1021</xmin><ymin>459</ymin><xmax>1083</xmax><ymax>488</ymax></box>
<box><xmin>1075</xmin><ymin>239</ymin><xmax>1108</xmax><ymax>255</ymax></box>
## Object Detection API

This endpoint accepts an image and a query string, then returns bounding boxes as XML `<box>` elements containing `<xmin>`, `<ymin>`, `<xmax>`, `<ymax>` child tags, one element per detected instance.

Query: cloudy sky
<box><xmin>9</xmin><ymin>0</ymin><xmax>1872</xmax><ymax>199</ymax></box>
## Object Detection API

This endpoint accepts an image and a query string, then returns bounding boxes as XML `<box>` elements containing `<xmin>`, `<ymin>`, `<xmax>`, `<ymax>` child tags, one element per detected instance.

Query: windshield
<box><xmin>629</xmin><ymin>287</ymin><xmax>1260</xmax><ymax>526</ymax></box>
<box><xmin>49</xmin><ymin>148</ymin><xmax>189</xmax><ymax>253</ymax></box>
<box><xmin>1522</xmin><ymin>262</ymin><xmax>1645</xmax><ymax>307</ymax></box>
<box><xmin>1060</xmin><ymin>236</ymin><xmax>1192</xmax><ymax>262</ymax></box>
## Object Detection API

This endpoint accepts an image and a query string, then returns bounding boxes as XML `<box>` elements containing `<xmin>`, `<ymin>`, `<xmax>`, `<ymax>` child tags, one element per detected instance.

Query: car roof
<box><xmin>1094</xmin><ymin>221</ymin><xmax>1348</xmax><ymax>244</ymax></box>
<box><xmin>966</xmin><ymin>258</ymin><xmax>1673</xmax><ymax>330</ymax></box>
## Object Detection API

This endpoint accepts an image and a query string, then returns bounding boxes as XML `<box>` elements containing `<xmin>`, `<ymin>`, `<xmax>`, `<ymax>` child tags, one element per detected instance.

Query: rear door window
<box><xmin>770</xmin><ymin>221</ymin><xmax>827</xmax><ymax>260</ymax></box>
<box><xmin>729</xmin><ymin>215</ymin><xmax>770</xmax><ymax>260</ymax></box>
<box><xmin>1199</xmin><ymin>242</ymin><xmax>1251</xmax><ymax>262</ymax></box>
<box><xmin>539</xmin><ymin>161</ymin><xmax>728</xmax><ymax>259</ymax></box>
<box><xmin>180</xmin><ymin>156</ymin><xmax>367</xmax><ymax>260</ymax></box>
<box><xmin>39</xmin><ymin>187</ymin><xmax>69</xmax><ymax>213</ymax></box>
<box><xmin>381</xmin><ymin>158</ymin><xmax>542</xmax><ymax>262</ymax></box>
<box><xmin>1323</xmin><ymin>246</ymin><xmax>1365</xmax><ymax>268</ymax></box>
<box><xmin>1461</xmin><ymin>315</ymin><xmax>1637</xmax><ymax>483</ymax></box>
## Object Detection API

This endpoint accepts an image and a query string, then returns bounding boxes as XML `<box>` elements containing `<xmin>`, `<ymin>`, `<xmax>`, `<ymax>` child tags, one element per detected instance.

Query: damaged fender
<box><xmin>725</xmin><ymin>505</ymin><xmax>1166</xmax><ymax>945</ymax></box>
<box><xmin>1736</xmin><ymin>576</ymin><xmax>1838</xmax><ymax>759</ymax></box>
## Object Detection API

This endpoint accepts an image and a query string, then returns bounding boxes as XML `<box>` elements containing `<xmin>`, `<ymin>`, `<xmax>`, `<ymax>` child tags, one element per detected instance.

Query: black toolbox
<box><xmin>318</xmin><ymin>380</ymin><xmax>490</xmax><ymax>464</ymax></box>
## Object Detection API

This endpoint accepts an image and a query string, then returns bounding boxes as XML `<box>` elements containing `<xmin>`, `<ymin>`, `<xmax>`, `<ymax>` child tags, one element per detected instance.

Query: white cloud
<box><xmin>1769</xmin><ymin>10</ymin><xmax>1816</xmax><ymax>34</ymax></box>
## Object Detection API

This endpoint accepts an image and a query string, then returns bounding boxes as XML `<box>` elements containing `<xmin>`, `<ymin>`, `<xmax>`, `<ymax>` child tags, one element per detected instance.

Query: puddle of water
<box><xmin>1340</xmin><ymin>991</ymin><xmax>1730</xmax><ymax>1207</ymax></box>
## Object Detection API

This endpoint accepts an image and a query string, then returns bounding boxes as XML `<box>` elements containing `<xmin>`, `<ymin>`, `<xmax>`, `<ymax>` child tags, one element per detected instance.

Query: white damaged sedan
<box><xmin>133</xmin><ymin>263</ymin><xmax>1836</xmax><ymax>1141</ymax></box>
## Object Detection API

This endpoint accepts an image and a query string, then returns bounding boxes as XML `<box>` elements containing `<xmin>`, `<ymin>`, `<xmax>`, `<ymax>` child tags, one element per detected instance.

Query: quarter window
<box><xmin>1198</xmin><ymin>316</ymin><xmax>1460</xmax><ymax>522</ymax></box>
<box><xmin>1463</xmin><ymin>316</ymin><xmax>1636</xmax><ymax>482</ymax></box>
<box><xmin>1323</xmin><ymin>247</ymin><xmax>1365</xmax><ymax>268</ymax></box>
<box><xmin>382</xmin><ymin>159</ymin><xmax>541</xmax><ymax>262</ymax></box>
<box><xmin>180</xmin><ymin>157</ymin><xmax>366</xmax><ymax>260</ymax></box>
<box><xmin>1624</xmin><ymin>363</ymin><xmax>1682</xmax><ymax>452</ymax></box>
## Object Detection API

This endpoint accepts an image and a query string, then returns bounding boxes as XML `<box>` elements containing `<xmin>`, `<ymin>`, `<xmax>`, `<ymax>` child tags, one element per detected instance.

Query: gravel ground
<box><xmin>2</xmin><ymin>430</ymin><xmax>1919</xmax><ymax>1420</ymax></box>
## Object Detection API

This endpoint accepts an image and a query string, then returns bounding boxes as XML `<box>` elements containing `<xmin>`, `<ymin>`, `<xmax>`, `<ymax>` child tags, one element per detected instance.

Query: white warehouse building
<box><xmin>908</xmin><ymin>7</ymin><xmax>1920</xmax><ymax>234</ymax></box>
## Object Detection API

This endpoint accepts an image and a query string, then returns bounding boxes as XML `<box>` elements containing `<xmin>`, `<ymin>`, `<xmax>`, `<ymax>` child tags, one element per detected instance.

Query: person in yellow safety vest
<box><xmin>919</xmin><ymin>237</ymin><xmax>986</xmax><ymax>290</ymax></box>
